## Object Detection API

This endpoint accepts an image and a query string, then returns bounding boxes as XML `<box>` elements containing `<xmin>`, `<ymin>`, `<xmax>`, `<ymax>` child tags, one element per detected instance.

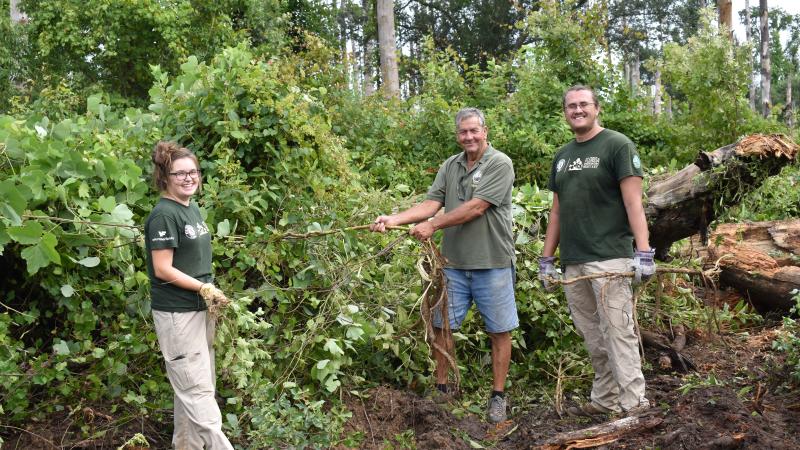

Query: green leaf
<box><xmin>61</xmin><ymin>284</ymin><xmax>75</xmax><ymax>297</ymax></box>
<box><xmin>110</xmin><ymin>204</ymin><xmax>133</xmax><ymax>223</ymax></box>
<box><xmin>346</xmin><ymin>326</ymin><xmax>365</xmax><ymax>341</ymax></box>
<box><xmin>180</xmin><ymin>56</ymin><xmax>199</xmax><ymax>74</ymax></box>
<box><xmin>98</xmin><ymin>196</ymin><xmax>116</xmax><ymax>213</ymax></box>
<box><xmin>323</xmin><ymin>339</ymin><xmax>344</xmax><ymax>356</ymax></box>
<box><xmin>53</xmin><ymin>340</ymin><xmax>70</xmax><ymax>356</ymax></box>
<box><xmin>216</xmin><ymin>219</ymin><xmax>231</xmax><ymax>238</ymax></box>
<box><xmin>87</xmin><ymin>95</ymin><xmax>102</xmax><ymax>115</ymax></box>
<box><xmin>78</xmin><ymin>182</ymin><xmax>90</xmax><ymax>198</ymax></box>
<box><xmin>8</xmin><ymin>221</ymin><xmax>43</xmax><ymax>245</ymax></box>
<box><xmin>77</xmin><ymin>256</ymin><xmax>101</xmax><ymax>267</ymax></box>
<box><xmin>0</xmin><ymin>180</ymin><xmax>27</xmax><ymax>226</ymax></box>
<box><xmin>324</xmin><ymin>377</ymin><xmax>340</xmax><ymax>393</ymax></box>
<box><xmin>92</xmin><ymin>347</ymin><xmax>106</xmax><ymax>358</ymax></box>
<box><xmin>21</xmin><ymin>232</ymin><xmax>61</xmax><ymax>274</ymax></box>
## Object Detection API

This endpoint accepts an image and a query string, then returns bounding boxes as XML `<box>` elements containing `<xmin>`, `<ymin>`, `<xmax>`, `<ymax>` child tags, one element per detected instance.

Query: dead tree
<box><xmin>760</xmin><ymin>0</ymin><xmax>771</xmax><ymax>117</ymax></box>
<box><xmin>645</xmin><ymin>134</ymin><xmax>798</xmax><ymax>260</ymax></box>
<box><xmin>707</xmin><ymin>220</ymin><xmax>800</xmax><ymax>311</ymax></box>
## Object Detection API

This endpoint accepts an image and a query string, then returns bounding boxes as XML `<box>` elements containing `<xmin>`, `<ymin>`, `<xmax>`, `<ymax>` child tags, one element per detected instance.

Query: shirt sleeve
<box><xmin>547</xmin><ymin>156</ymin><xmax>559</xmax><ymax>192</ymax></box>
<box><xmin>147</xmin><ymin>214</ymin><xmax>180</xmax><ymax>250</ymax></box>
<box><xmin>426</xmin><ymin>161</ymin><xmax>448</xmax><ymax>203</ymax></box>
<box><xmin>473</xmin><ymin>158</ymin><xmax>514</xmax><ymax>206</ymax></box>
<box><xmin>613</xmin><ymin>140</ymin><xmax>645</xmax><ymax>180</ymax></box>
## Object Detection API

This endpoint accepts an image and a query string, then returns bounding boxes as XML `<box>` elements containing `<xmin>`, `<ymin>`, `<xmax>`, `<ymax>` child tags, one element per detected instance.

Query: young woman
<box><xmin>144</xmin><ymin>141</ymin><xmax>233</xmax><ymax>449</ymax></box>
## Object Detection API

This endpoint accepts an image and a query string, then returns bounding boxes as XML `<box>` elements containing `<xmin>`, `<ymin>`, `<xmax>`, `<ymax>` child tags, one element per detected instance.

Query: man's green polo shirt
<box><xmin>426</xmin><ymin>145</ymin><xmax>515</xmax><ymax>270</ymax></box>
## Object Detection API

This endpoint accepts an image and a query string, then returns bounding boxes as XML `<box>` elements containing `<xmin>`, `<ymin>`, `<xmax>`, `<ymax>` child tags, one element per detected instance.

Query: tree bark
<box><xmin>707</xmin><ymin>220</ymin><xmax>800</xmax><ymax>311</ymax></box>
<box><xmin>786</xmin><ymin>72</ymin><xmax>794</xmax><ymax>128</ymax></box>
<box><xmin>718</xmin><ymin>0</ymin><xmax>732</xmax><ymax>38</ymax></box>
<box><xmin>362</xmin><ymin>0</ymin><xmax>377</xmax><ymax>96</ymax></box>
<box><xmin>746</xmin><ymin>0</ymin><xmax>756</xmax><ymax>111</ymax></box>
<box><xmin>339</xmin><ymin>0</ymin><xmax>350</xmax><ymax>88</ymax></box>
<box><xmin>376</xmin><ymin>0</ymin><xmax>400</xmax><ymax>98</ymax></box>
<box><xmin>536</xmin><ymin>415</ymin><xmax>663</xmax><ymax>449</ymax></box>
<box><xmin>645</xmin><ymin>134</ymin><xmax>798</xmax><ymax>259</ymax></box>
<box><xmin>630</xmin><ymin>51</ymin><xmax>640</xmax><ymax>97</ymax></box>
<box><xmin>760</xmin><ymin>0</ymin><xmax>771</xmax><ymax>117</ymax></box>
<box><xmin>10</xmin><ymin>0</ymin><xmax>27</xmax><ymax>23</ymax></box>
<box><xmin>653</xmin><ymin>70</ymin><xmax>662</xmax><ymax>116</ymax></box>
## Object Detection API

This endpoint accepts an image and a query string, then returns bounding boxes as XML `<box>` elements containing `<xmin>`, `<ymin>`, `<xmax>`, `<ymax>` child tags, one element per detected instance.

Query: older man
<box><xmin>540</xmin><ymin>85</ymin><xmax>654</xmax><ymax>417</ymax></box>
<box><xmin>371</xmin><ymin>107</ymin><xmax>517</xmax><ymax>423</ymax></box>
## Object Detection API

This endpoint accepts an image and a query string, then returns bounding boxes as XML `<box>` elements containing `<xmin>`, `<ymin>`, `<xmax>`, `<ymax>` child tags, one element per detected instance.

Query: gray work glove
<box><xmin>538</xmin><ymin>256</ymin><xmax>560</xmax><ymax>292</ymax></box>
<box><xmin>632</xmin><ymin>249</ymin><xmax>656</xmax><ymax>284</ymax></box>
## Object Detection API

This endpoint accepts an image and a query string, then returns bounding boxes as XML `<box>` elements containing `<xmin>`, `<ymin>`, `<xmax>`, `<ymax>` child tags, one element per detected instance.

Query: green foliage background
<box><xmin>1</xmin><ymin>1</ymin><xmax>799</xmax><ymax>448</ymax></box>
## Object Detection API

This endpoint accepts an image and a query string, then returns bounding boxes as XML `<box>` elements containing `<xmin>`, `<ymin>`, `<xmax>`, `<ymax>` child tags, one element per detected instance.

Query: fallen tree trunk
<box><xmin>707</xmin><ymin>219</ymin><xmax>800</xmax><ymax>311</ymax></box>
<box><xmin>645</xmin><ymin>134</ymin><xmax>797</xmax><ymax>260</ymax></box>
<box><xmin>535</xmin><ymin>415</ymin><xmax>663</xmax><ymax>449</ymax></box>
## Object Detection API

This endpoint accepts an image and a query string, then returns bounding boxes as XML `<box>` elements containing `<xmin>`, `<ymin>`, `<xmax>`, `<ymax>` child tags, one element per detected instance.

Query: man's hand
<box><xmin>370</xmin><ymin>215</ymin><xmax>397</xmax><ymax>233</ymax></box>
<box><xmin>632</xmin><ymin>248</ymin><xmax>656</xmax><ymax>284</ymax></box>
<box><xmin>410</xmin><ymin>221</ymin><xmax>435</xmax><ymax>241</ymax></box>
<box><xmin>538</xmin><ymin>256</ymin><xmax>560</xmax><ymax>292</ymax></box>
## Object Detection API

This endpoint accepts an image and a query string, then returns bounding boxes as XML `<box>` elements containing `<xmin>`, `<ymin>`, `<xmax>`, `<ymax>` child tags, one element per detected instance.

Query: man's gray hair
<box><xmin>454</xmin><ymin>107</ymin><xmax>486</xmax><ymax>130</ymax></box>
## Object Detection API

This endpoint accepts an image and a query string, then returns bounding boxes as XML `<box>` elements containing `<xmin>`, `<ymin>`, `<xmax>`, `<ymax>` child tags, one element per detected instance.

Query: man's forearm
<box><xmin>429</xmin><ymin>198</ymin><xmax>490</xmax><ymax>231</ymax></box>
<box><xmin>392</xmin><ymin>199</ymin><xmax>442</xmax><ymax>225</ymax></box>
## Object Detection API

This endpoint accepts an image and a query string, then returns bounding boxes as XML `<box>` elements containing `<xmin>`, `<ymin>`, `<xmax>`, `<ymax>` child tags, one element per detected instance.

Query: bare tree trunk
<box><xmin>654</xmin><ymin>70</ymin><xmax>662</xmax><ymax>116</ymax></box>
<box><xmin>760</xmin><ymin>0</ymin><xmax>771</xmax><ymax>117</ymax></box>
<box><xmin>339</xmin><ymin>0</ymin><xmax>350</xmax><ymax>88</ymax></box>
<box><xmin>10</xmin><ymin>0</ymin><xmax>27</xmax><ymax>23</ymax></box>
<box><xmin>630</xmin><ymin>51</ymin><xmax>641</xmax><ymax>97</ymax></box>
<box><xmin>787</xmin><ymin>72</ymin><xmax>794</xmax><ymax>128</ymax></box>
<box><xmin>362</xmin><ymin>0</ymin><xmax>376</xmax><ymax>96</ymax></box>
<box><xmin>666</xmin><ymin>95</ymin><xmax>673</xmax><ymax>119</ymax></box>
<box><xmin>746</xmin><ymin>0</ymin><xmax>756</xmax><ymax>111</ymax></box>
<box><xmin>718</xmin><ymin>0</ymin><xmax>732</xmax><ymax>38</ymax></box>
<box><xmin>376</xmin><ymin>0</ymin><xmax>400</xmax><ymax>98</ymax></box>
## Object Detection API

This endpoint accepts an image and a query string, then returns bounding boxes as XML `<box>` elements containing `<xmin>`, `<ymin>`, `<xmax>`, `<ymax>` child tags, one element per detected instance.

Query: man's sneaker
<box><xmin>566</xmin><ymin>401</ymin><xmax>613</xmax><ymax>418</ymax></box>
<box><xmin>487</xmin><ymin>395</ymin><xmax>508</xmax><ymax>423</ymax></box>
<box><xmin>624</xmin><ymin>400</ymin><xmax>652</xmax><ymax>416</ymax></box>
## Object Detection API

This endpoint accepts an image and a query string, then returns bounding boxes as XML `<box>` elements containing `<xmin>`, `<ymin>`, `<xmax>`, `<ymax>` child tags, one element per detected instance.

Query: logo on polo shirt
<box><xmin>472</xmin><ymin>170</ymin><xmax>482</xmax><ymax>187</ymax></box>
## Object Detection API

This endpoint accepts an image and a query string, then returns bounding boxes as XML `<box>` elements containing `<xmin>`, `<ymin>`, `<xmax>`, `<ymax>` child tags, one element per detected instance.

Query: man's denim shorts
<box><xmin>432</xmin><ymin>267</ymin><xmax>518</xmax><ymax>333</ymax></box>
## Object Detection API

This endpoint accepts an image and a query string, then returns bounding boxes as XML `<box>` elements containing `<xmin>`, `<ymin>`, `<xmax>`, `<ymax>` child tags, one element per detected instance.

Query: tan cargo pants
<box><xmin>152</xmin><ymin>310</ymin><xmax>233</xmax><ymax>450</ymax></box>
<box><xmin>564</xmin><ymin>258</ymin><xmax>648</xmax><ymax>413</ymax></box>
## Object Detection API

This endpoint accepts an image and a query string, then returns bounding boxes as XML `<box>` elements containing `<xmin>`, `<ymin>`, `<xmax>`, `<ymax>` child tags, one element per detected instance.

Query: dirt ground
<box><xmin>340</xmin><ymin>327</ymin><xmax>800</xmax><ymax>449</ymax></box>
<box><xmin>4</xmin><ymin>326</ymin><xmax>799</xmax><ymax>449</ymax></box>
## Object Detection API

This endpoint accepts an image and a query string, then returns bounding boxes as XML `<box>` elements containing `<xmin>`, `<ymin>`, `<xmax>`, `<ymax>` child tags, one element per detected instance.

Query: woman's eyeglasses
<box><xmin>169</xmin><ymin>169</ymin><xmax>201</xmax><ymax>180</ymax></box>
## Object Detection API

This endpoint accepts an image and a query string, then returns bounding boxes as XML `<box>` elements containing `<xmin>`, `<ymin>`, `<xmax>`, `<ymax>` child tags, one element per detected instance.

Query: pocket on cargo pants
<box><xmin>165</xmin><ymin>352</ymin><xmax>203</xmax><ymax>392</ymax></box>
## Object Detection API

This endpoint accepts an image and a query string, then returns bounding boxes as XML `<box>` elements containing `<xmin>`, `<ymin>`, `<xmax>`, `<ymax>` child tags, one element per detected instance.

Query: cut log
<box><xmin>535</xmin><ymin>415</ymin><xmax>663</xmax><ymax>449</ymax></box>
<box><xmin>646</xmin><ymin>134</ymin><xmax>798</xmax><ymax>260</ymax></box>
<box><xmin>707</xmin><ymin>219</ymin><xmax>800</xmax><ymax>311</ymax></box>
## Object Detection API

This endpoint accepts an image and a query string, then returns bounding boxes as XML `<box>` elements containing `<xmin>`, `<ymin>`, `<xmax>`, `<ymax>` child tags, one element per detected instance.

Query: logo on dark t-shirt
<box><xmin>568</xmin><ymin>158</ymin><xmax>583</xmax><ymax>171</ymax></box>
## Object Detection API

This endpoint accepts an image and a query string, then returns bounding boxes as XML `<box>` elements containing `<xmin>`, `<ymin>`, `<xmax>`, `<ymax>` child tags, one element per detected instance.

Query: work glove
<box><xmin>632</xmin><ymin>248</ymin><xmax>656</xmax><ymax>284</ymax></box>
<box><xmin>199</xmin><ymin>283</ymin><xmax>231</xmax><ymax>317</ymax></box>
<box><xmin>538</xmin><ymin>256</ymin><xmax>560</xmax><ymax>292</ymax></box>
